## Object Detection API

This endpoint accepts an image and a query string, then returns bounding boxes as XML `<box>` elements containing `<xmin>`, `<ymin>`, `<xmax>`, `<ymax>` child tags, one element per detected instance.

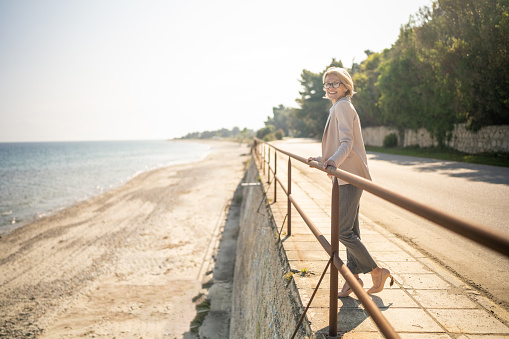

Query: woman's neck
<box><xmin>332</xmin><ymin>95</ymin><xmax>346</xmax><ymax>104</ymax></box>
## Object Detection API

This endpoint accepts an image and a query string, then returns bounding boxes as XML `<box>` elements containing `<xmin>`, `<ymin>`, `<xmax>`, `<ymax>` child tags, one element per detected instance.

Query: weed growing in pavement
<box><xmin>284</xmin><ymin>272</ymin><xmax>294</xmax><ymax>282</ymax></box>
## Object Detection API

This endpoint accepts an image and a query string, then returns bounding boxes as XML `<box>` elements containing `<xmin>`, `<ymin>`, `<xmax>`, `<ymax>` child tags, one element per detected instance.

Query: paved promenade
<box><xmin>258</xmin><ymin>146</ymin><xmax>509</xmax><ymax>338</ymax></box>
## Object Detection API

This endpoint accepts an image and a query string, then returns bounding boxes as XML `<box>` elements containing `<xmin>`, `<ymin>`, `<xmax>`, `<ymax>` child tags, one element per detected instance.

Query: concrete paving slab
<box><xmin>370</xmin><ymin>251</ymin><xmax>417</xmax><ymax>262</ymax></box>
<box><xmin>286</xmin><ymin>250</ymin><xmax>331</xmax><ymax>261</ymax></box>
<box><xmin>468</xmin><ymin>294</ymin><xmax>509</xmax><ymax>325</ymax></box>
<box><xmin>354</xmin><ymin>289</ymin><xmax>420</xmax><ymax>309</ymax></box>
<box><xmin>326</xmin><ymin>332</ymin><xmax>384</xmax><ymax>338</ymax></box>
<box><xmin>304</xmin><ymin>211</ymin><xmax>333</xmax><ymax>218</ymax></box>
<box><xmin>418</xmin><ymin>257</ymin><xmax>471</xmax><ymax>288</ymax></box>
<box><xmin>428</xmin><ymin>309</ymin><xmax>509</xmax><ymax>334</ymax></box>
<box><xmin>299</xmin><ymin>288</ymin><xmax>361</xmax><ymax>309</ymax></box>
<box><xmin>284</xmin><ymin>245</ymin><xmax>346</xmax><ymax>258</ymax></box>
<box><xmin>408</xmin><ymin>289</ymin><xmax>479</xmax><ymax>309</ymax></box>
<box><xmin>293</xmin><ymin>273</ymin><xmax>332</xmax><ymax>289</ymax></box>
<box><xmin>362</xmin><ymin>241</ymin><xmax>405</xmax><ymax>252</ymax></box>
<box><xmin>283</xmin><ymin>221</ymin><xmax>309</xmax><ymax>230</ymax></box>
<box><xmin>393</xmin><ymin>273</ymin><xmax>452</xmax><ymax>290</ymax></box>
<box><xmin>293</xmin><ymin>271</ymin><xmax>380</xmax><ymax>291</ymax></box>
<box><xmin>357</xmin><ymin>227</ymin><xmax>379</xmax><ymax>235</ymax></box>
<box><xmin>285</xmin><ymin>234</ymin><xmax>332</xmax><ymax>242</ymax></box>
<box><xmin>309</xmin><ymin>307</ymin><xmax>379</xmax><ymax>333</ymax></box>
<box><xmin>384</xmin><ymin>261</ymin><xmax>435</xmax><ymax>274</ymax></box>
<box><xmin>287</xmin><ymin>227</ymin><xmax>318</xmax><ymax>235</ymax></box>
<box><xmin>381</xmin><ymin>308</ymin><xmax>444</xmax><ymax>332</ymax></box>
<box><xmin>384</xmin><ymin>237</ymin><xmax>429</xmax><ymax>259</ymax></box>
<box><xmin>398</xmin><ymin>334</ymin><xmax>452</xmax><ymax>339</ymax></box>
<box><xmin>310</xmin><ymin>222</ymin><xmax>335</xmax><ymax>231</ymax></box>
<box><xmin>289</xmin><ymin>260</ymin><xmax>331</xmax><ymax>273</ymax></box>
<box><xmin>355</xmin><ymin>233</ymin><xmax>398</xmax><ymax>243</ymax></box>
<box><xmin>456</xmin><ymin>335</ymin><xmax>509</xmax><ymax>339</ymax></box>
<box><xmin>283</xmin><ymin>240</ymin><xmax>325</xmax><ymax>252</ymax></box>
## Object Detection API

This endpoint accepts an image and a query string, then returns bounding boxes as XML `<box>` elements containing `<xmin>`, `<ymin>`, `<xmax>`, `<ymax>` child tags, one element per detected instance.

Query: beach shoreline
<box><xmin>0</xmin><ymin>139</ymin><xmax>212</xmax><ymax>238</ymax></box>
<box><xmin>0</xmin><ymin>140</ymin><xmax>250</xmax><ymax>338</ymax></box>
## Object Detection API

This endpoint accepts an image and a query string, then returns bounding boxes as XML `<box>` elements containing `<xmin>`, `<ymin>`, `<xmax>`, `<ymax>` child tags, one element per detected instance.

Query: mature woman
<box><xmin>307</xmin><ymin>67</ymin><xmax>392</xmax><ymax>297</ymax></box>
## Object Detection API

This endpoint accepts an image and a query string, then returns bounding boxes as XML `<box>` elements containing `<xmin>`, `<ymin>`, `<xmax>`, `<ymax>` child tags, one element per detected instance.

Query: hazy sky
<box><xmin>0</xmin><ymin>0</ymin><xmax>432</xmax><ymax>142</ymax></box>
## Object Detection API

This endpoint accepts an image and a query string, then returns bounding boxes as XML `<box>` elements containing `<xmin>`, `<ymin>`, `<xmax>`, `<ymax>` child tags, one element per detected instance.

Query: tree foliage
<box><xmin>416</xmin><ymin>0</ymin><xmax>509</xmax><ymax>130</ymax></box>
<box><xmin>179</xmin><ymin>127</ymin><xmax>254</xmax><ymax>141</ymax></box>
<box><xmin>376</xmin><ymin>24</ymin><xmax>457</xmax><ymax>144</ymax></box>
<box><xmin>352</xmin><ymin>51</ymin><xmax>383</xmax><ymax>127</ymax></box>
<box><xmin>264</xmin><ymin>105</ymin><xmax>292</xmax><ymax>136</ymax></box>
<box><xmin>258</xmin><ymin>0</ymin><xmax>509</xmax><ymax>145</ymax></box>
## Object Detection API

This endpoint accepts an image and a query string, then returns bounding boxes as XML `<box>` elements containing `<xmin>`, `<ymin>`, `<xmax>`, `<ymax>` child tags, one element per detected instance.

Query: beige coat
<box><xmin>316</xmin><ymin>96</ymin><xmax>371</xmax><ymax>185</ymax></box>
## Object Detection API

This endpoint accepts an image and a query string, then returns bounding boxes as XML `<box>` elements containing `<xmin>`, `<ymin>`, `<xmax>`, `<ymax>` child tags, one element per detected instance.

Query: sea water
<box><xmin>0</xmin><ymin>140</ymin><xmax>210</xmax><ymax>235</ymax></box>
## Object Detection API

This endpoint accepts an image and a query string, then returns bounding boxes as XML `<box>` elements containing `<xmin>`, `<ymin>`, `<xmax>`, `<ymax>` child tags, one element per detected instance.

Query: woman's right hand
<box><xmin>307</xmin><ymin>157</ymin><xmax>316</xmax><ymax>167</ymax></box>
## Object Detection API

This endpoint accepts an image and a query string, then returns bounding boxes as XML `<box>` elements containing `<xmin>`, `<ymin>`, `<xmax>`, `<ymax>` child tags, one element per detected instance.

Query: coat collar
<box><xmin>324</xmin><ymin>96</ymin><xmax>351</xmax><ymax>131</ymax></box>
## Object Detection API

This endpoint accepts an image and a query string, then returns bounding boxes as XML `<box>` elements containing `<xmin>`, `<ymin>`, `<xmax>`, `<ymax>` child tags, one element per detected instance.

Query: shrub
<box><xmin>383</xmin><ymin>133</ymin><xmax>398</xmax><ymax>148</ymax></box>
<box><xmin>274</xmin><ymin>129</ymin><xmax>284</xmax><ymax>140</ymax></box>
<box><xmin>256</xmin><ymin>126</ymin><xmax>274</xmax><ymax>139</ymax></box>
<box><xmin>263</xmin><ymin>133</ymin><xmax>275</xmax><ymax>142</ymax></box>
<box><xmin>259</xmin><ymin>128</ymin><xmax>284</xmax><ymax>142</ymax></box>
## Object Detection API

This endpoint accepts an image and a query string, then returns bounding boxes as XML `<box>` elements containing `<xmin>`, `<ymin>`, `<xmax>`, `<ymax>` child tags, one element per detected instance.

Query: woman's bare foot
<box><xmin>338</xmin><ymin>276</ymin><xmax>363</xmax><ymax>298</ymax></box>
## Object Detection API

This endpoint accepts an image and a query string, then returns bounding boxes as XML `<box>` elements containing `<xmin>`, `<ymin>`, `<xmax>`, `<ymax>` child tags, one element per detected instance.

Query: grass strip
<box><xmin>366</xmin><ymin>146</ymin><xmax>509</xmax><ymax>168</ymax></box>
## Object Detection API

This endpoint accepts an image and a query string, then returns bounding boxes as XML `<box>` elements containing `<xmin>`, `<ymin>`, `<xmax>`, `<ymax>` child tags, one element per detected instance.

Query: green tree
<box><xmin>377</xmin><ymin>21</ymin><xmax>457</xmax><ymax>145</ymax></box>
<box><xmin>377</xmin><ymin>26</ymin><xmax>424</xmax><ymax>131</ymax></box>
<box><xmin>416</xmin><ymin>0</ymin><xmax>509</xmax><ymax>130</ymax></box>
<box><xmin>256</xmin><ymin>126</ymin><xmax>274</xmax><ymax>140</ymax></box>
<box><xmin>264</xmin><ymin>104</ymin><xmax>293</xmax><ymax>136</ymax></box>
<box><xmin>352</xmin><ymin>51</ymin><xmax>384</xmax><ymax>127</ymax></box>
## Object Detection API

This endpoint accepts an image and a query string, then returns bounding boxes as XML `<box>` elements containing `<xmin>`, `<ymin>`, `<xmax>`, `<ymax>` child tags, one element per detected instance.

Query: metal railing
<box><xmin>253</xmin><ymin>138</ymin><xmax>509</xmax><ymax>338</ymax></box>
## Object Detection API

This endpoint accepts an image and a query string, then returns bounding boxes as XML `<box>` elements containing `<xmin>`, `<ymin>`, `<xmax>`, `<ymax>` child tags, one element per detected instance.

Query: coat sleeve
<box><xmin>328</xmin><ymin>101</ymin><xmax>355</xmax><ymax>166</ymax></box>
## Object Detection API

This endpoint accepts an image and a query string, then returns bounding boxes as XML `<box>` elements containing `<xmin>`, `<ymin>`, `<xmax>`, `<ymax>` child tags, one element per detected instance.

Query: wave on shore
<box><xmin>0</xmin><ymin>140</ymin><xmax>210</xmax><ymax>234</ymax></box>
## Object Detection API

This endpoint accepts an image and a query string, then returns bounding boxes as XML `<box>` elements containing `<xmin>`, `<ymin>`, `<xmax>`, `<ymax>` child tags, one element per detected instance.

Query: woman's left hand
<box><xmin>323</xmin><ymin>159</ymin><xmax>336</xmax><ymax>178</ymax></box>
<box><xmin>323</xmin><ymin>159</ymin><xmax>336</xmax><ymax>170</ymax></box>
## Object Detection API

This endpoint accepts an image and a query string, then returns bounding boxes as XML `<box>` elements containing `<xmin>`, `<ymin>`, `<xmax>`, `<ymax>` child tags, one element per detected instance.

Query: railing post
<box><xmin>268</xmin><ymin>148</ymin><xmax>271</xmax><ymax>184</ymax></box>
<box><xmin>287</xmin><ymin>157</ymin><xmax>292</xmax><ymax>236</ymax></box>
<box><xmin>274</xmin><ymin>152</ymin><xmax>277</xmax><ymax>202</ymax></box>
<box><xmin>255</xmin><ymin>140</ymin><xmax>259</xmax><ymax>163</ymax></box>
<box><xmin>262</xmin><ymin>144</ymin><xmax>265</xmax><ymax>175</ymax></box>
<box><xmin>259</xmin><ymin>142</ymin><xmax>262</xmax><ymax>164</ymax></box>
<box><xmin>329</xmin><ymin>177</ymin><xmax>340</xmax><ymax>336</ymax></box>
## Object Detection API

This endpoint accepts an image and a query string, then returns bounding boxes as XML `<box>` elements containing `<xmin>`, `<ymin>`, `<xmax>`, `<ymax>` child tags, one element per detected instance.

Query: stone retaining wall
<box><xmin>230</xmin><ymin>156</ymin><xmax>311</xmax><ymax>338</ymax></box>
<box><xmin>362</xmin><ymin>124</ymin><xmax>509</xmax><ymax>154</ymax></box>
<box><xmin>447</xmin><ymin>124</ymin><xmax>509</xmax><ymax>153</ymax></box>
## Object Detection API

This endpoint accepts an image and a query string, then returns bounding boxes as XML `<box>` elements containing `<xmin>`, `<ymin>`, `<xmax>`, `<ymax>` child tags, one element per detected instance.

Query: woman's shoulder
<box><xmin>333</xmin><ymin>96</ymin><xmax>353</xmax><ymax>107</ymax></box>
<box><xmin>332</xmin><ymin>97</ymin><xmax>356</xmax><ymax>115</ymax></box>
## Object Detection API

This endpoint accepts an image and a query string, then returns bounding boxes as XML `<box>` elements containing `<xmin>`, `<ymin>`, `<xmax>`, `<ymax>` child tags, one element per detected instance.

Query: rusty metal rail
<box><xmin>253</xmin><ymin>138</ymin><xmax>509</xmax><ymax>338</ymax></box>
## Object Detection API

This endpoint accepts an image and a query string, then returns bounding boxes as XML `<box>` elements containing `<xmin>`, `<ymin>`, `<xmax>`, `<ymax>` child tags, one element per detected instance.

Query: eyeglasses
<box><xmin>323</xmin><ymin>81</ymin><xmax>342</xmax><ymax>89</ymax></box>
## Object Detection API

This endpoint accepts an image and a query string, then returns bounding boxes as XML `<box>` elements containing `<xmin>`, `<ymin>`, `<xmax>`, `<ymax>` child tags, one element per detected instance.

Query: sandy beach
<box><xmin>0</xmin><ymin>140</ymin><xmax>250</xmax><ymax>338</ymax></box>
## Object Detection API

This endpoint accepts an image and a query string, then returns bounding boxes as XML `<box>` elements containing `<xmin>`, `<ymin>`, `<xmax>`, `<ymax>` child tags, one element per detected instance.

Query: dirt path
<box><xmin>0</xmin><ymin>140</ymin><xmax>249</xmax><ymax>338</ymax></box>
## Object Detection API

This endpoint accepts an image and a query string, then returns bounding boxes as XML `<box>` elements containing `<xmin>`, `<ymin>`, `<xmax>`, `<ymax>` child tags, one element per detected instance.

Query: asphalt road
<box><xmin>274</xmin><ymin>139</ymin><xmax>509</xmax><ymax>308</ymax></box>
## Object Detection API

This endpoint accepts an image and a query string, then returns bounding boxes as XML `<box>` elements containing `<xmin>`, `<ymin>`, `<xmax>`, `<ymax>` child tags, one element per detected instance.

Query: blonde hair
<box><xmin>322</xmin><ymin>67</ymin><xmax>356</xmax><ymax>97</ymax></box>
